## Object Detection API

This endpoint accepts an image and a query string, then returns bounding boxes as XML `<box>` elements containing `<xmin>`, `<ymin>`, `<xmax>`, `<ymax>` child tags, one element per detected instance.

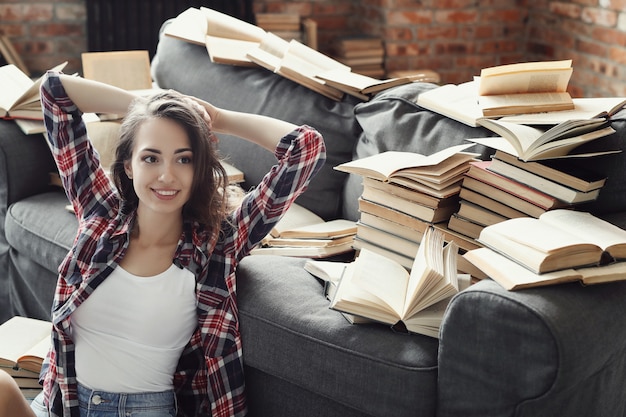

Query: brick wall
<box><xmin>1</xmin><ymin>0</ymin><xmax>626</xmax><ymax>97</ymax></box>
<box><xmin>254</xmin><ymin>0</ymin><xmax>626</xmax><ymax>97</ymax></box>
<box><xmin>0</xmin><ymin>0</ymin><xmax>86</xmax><ymax>74</ymax></box>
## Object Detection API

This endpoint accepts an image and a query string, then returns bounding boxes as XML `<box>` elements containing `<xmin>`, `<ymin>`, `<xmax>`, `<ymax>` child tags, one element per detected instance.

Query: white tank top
<box><xmin>72</xmin><ymin>264</ymin><xmax>197</xmax><ymax>393</ymax></box>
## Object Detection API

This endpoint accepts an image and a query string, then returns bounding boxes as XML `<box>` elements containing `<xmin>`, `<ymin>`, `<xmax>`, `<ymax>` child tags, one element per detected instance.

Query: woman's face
<box><xmin>124</xmin><ymin>117</ymin><xmax>194</xmax><ymax>219</ymax></box>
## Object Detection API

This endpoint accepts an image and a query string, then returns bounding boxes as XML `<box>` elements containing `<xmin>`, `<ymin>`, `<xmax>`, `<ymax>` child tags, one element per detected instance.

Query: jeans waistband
<box><xmin>77</xmin><ymin>383</ymin><xmax>176</xmax><ymax>413</ymax></box>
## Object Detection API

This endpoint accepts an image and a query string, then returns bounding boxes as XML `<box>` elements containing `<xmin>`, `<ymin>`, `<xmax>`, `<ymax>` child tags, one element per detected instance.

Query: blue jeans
<box><xmin>30</xmin><ymin>384</ymin><xmax>177</xmax><ymax>417</ymax></box>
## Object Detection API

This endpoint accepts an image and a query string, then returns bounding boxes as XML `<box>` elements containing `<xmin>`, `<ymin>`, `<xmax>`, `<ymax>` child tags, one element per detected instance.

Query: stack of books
<box><xmin>255</xmin><ymin>13</ymin><xmax>303</xmax><ymax>43</ymax></box>
<box><xmin>331</xmin><ymin>35</ymin><xmax>385</xmax><ymax>78</ymax></box>
<box><xmin>448</xmin><ymin>116</ymin><xmax>614</xmax><ymax>240</ymax></box>
<box><xmin>250</xmin><ymin>204</ymin><xmax>358</xmax><ymax>259</ymax></box>
<box><xmin>335</xmin><ymin>144</ymin><xmax>484</xmax><ymax>276</ymax></box>
<box><xmin>0</xmin><ymin>316</ymin><xmax>51</xmax><ymax>400</ymax></box>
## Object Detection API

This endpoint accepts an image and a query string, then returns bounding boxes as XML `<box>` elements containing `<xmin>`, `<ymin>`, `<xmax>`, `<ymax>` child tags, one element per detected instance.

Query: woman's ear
<box><xmin>124</xmin><ymin>161</ymin><xmax>133</xmax><ymax>179</ymax></box>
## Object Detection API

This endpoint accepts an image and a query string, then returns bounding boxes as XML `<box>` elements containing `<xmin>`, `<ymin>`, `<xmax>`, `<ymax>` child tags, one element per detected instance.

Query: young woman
<box><xmin>0</xmin><ymin>70</ymin><xmax>325</xmax><ymax>417</ymax></box>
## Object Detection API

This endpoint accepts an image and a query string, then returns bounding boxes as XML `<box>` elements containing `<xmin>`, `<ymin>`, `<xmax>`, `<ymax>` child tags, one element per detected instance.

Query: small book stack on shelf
<box><xmin>331</xmin><ymin>35</ymin><xmax>385</xmax><ymax>78</ymax></box>
<box><xmin>255</xmin><ymin>13</ymin><xmax>302</xmax><ymax>42</ymax></box>
<box><xmin>0</xmin><ymin>316</ymin><xmax>51</xmax><ymax>400</ymax></box>
<box><xmin>447</xmin><ymin>115</ymin><xmax>617</xmax><ymax>240</ymax></box>
<box><xmin>250</xmin><ymin>203</ymin><xmax>358</xmax><ymax>259</ymax></box>
<box><xmin>334</xmin><ymin>144</ymin><xmax>483</xmax><ymax>276</ymax></box>
<box><xmin>255</xmin><ymin>13</ymin><xmax>318</xmax><ymax>49</ymax></box>
<box><xmin>463</xmin><ymin>209</ymin><xmax>626</xmax><ymax>291</ymax></box>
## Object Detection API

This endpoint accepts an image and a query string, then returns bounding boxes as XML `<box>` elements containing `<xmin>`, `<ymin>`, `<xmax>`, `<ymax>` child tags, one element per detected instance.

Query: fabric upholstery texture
<box><xmin>237</xmin><ymin>255</ymin><xmax>439</xmax><ymax>417</ymax></box>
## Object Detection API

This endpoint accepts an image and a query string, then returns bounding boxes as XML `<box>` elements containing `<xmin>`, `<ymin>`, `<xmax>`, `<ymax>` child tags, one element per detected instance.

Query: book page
<box><xmin>404</xmin><ymin>228</ymin><xmax>452</xmax><ymax>317</ymax></box>
<box><xmin>480</xmin><ymin>60</ymin><xmax>572</xmax><ymax>77</ymax></box>
<box><xmin>349</xmin><ymin>248</ymin><xmax>409</xmax><ymax>317</ymax></box>
<box><xmin>316</xmin><ymin>68</ymin><xmax>382</xmax><ymax>91</ymax></box>
<box><xmin>334</xmin><ymin>143</ymin><xmax>473</xmax><ymax>180</ymax></box>
<box><xmin>480</xmin><ymin>217</ymin><xmax>598</xmax><ymax>255</ymax></box>
<box><xmin>463</xmin><ymin>247</ymin><xmax>581</xmax><ymax>290</ymax></box>
<box><xmin>304</xmin><ymin>259</ymin><xmax>349</xmax><ymax>283</ymax></box>
<box><xmin>0</xmin><ymin>317</ymin><xmax>51</xmax><ymax>367</ymax></box>
<box><xmin>479</xmin><ymin>92</ymin><xmax>572</xmax><ymax>115</ymax></box>
<box><xmin>330</xmin><ymin>263</ymin><xmax>398</xmax><ymax>323</ymax></box>
<box><xmin>270</xmin><ymin>204</ymin><xmax>324</xmax><ymax>237</ymax></box>
<box><xmin>279</xmin><ymin>219</ymin><xmax>356</xmax><ymax>239</ymax></box>
<box><xmin>477</xmin><ymin>119</ymin><xmax>544</xmax><ymax>155</ymax></box>
<box><xmin>479</xmin><ymin>60</ymin><xmax>573</xmax><ymax>95</ymax></box>
<box><xmin>539</xmin><ymin>210</ymin><xmax>626</xmax><ymax>252</ymax></box>
<box><xmin>82</xmin><ymin>51</ymin><xmax>152</xmax><ymax>90</ymax></box>
<box><xmin>246</xmin><ymin>32</ymin><xmax>289</xmax><ymax>71</ymax></box>
<box><xmin>205</xmin><ymin>36</ymin><xmax>259</xmax><ymax>66</ymax></box>
<box><xmin>0</xmin><ymin>64</ymin><xmax>35</xmax><ymax>113</ymax></box>
<box><xmin>415</xmin><ymin>80</ymin><xmax>484</xmax><ymax>127</ymax></box>
<box><xmin>280</xmin><ymin>40</ymin><xmax>349</xmax><ymax>77</ymax></box>
<box><xmin>202</xmin><ymin>7</ymin><xmax>267</xmax><ymax>42</ymax></box>
<box><xmin>163</xmin><ymin>7</ymin><xmax>207</xmax><ymax>45</ymax></box>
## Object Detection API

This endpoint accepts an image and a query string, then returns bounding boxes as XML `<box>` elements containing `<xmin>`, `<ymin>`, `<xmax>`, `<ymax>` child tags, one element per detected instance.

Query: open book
<box><xmin>475</xmin><ymin>209</ymin><xmax>626</xmax><ymax>274</ymax></box>
<box><xmin>0</xmin><ymin>61</ymin><xmax>67</xmax><ymax>120</ymax></box>
<box><xmin>477</xmin><ymin>60</ymin><xmax>575</xmax><ymax>117</ymax></box>
<box><xmin>251</xmin><ymin>204</ymin><xmax>357</xmax><ymax>258</ymax></box>
<box><xmin>164</xmin><ymin>7</ymin><xmax>267</xmax><ymax>67</ymax></box>
<box><xmin>334</xmin><ymin>143</ymin><xmax>476</xmax><ymax>193</ymax></box>
<box><xmin>464</xmin><ymin>247</ymin><xmax>626</xmax><ymax>290</ymax></box>
<box><xmin>267</xmin><ymin>203</ymin><xmax>357</xmax><ymax>239</ymax></box>
<box><xmin>415</xmin><ymin>80</ymin><xmax>485</xmax><ymax>127</ymax></box>
<box><xmin>314</xmin><ymin>68</ymin><xmax>416</xmax><ymax>101</ymax></box>
<box><xmin>247</xmin><ymin>33</ymin><xmax>349</xmax><ymax>100</ymax></box>
<box><xmin>329</xmin><ymin>227</ymin><xmax>460</xmax><ymax>338</ymax></box>
<box><xmin>469</xmin><ymin>117</ymin><xmax>617</xmax><ymax>161</ymax></box>
<box><xmin>0</xmin><ymin>316</ymin><xmax>51</xmax><ymax>375</ymax></box>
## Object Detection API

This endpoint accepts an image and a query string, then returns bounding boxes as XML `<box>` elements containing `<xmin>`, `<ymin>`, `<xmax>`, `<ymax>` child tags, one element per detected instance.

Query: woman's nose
<box><xmin>159</xmin><ymin>164</ymin><xmax>175</xmax><ymax>183</ymax></box>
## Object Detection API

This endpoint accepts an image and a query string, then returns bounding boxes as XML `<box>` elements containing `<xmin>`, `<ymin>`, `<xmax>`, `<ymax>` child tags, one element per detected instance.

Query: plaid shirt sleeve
<box><xmin>231</xmin><ymin>125</ymin><xmax>327</xmax><ymax>259</ymax></box>
<box><xmin>40</xmin><ymin>71</ymin><xmax>118</xmax><ymax>220</ymax></box>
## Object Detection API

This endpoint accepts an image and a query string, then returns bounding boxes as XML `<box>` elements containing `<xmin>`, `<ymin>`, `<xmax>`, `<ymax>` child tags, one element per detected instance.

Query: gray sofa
<box><xmin>2</xmin><ymin>20</ymin><xmax>626</xmax><ymax>417</ymax></box>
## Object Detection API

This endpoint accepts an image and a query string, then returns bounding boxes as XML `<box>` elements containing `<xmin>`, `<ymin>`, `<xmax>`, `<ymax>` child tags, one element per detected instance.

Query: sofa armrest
<box><xmin>0</xmin><ymin>120</ymin><xmax>57</xmax><ymax>210</ymax></box>
<box><xmin>437</xmin><ymin>278</ymin><xmax>626</xmax><ymax>417</ymax></box>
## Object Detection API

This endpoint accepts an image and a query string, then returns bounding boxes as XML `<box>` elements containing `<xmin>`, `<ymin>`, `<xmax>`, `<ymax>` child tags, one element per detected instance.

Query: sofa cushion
<box><xmin>152</xmin><ymin>22</ymin><xmax>362</xmax><ymax>221</ymax></box>
<box><xmin>343</xmin><ymin>82</ymin><xmax>495</xmax><ymax>220</ymax></box>
<box><xmin>6</xmin><ymin>191</ymin><xmax>76</xmax><ymax>273</ymax></box>
<box><xmin>236</xmin><ymin>254</ymin><xmax>439</xmax><ymax>417</ymax></box>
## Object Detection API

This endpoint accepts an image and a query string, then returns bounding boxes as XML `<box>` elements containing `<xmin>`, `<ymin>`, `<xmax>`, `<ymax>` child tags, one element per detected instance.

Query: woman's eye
<box><xmin>178</xmin><ymin>156</ymin><xmax>193</xmax><ymax>164</ymax></box>
<box><xmin>142</xmin><ymin>155</ymin><xmax>158</xmax><ymax>163</ymax></box>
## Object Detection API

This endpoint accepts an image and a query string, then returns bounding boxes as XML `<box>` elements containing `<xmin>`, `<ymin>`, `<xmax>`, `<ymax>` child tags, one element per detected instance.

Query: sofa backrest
<box><xmin>152</xmin><ymin>21</ymin><xmax>362</xmax><ymax>221</ymax></box>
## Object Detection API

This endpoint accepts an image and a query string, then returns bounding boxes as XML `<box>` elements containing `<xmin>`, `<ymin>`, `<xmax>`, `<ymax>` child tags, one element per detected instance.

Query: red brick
<box><xmin>29</xmin><ymin>23</ymin><xmax>84</xmax><ymax>37</ymax></box>
<box><xmin>416</xmin><ymin>26</ymin><xmax>459</xmax><ymax>40</ymax></box>
<box><xmin>435</xmin><ymin>10</ymin><xmax>478</xmax><ymax>24</ymax></box>
<box><xmin>581</xmin><ymin>7</ymin><xmax>617</xmax><ymax>27</ymax></box>
<box><xmin>55</xmin><ymin>4</ymin><xmax>86</xmax><ymax>21</ymax></box>
<box><xmin>576</xmin><ymin>38</ymin><xmax>608</xmax><ymax>57</ymax></box>
<box><xmin>0</xmin><ymin>5</ymin><xmax>22</xmax><ymax>21</ymax></box>
<box><xmin>386</xmin><ymin>10</ymin><xmax>433</xmax><ymax>26</ymax></box>
<box><xmin>549</xmin><ymin>2</ymin><xmax>581</xmax><ymax>19</ymax></box>
<box><xmin>591</xmin><ymin>26</ymin><xmax>626</xmax><ymax>45</ymax></box>
<box><xmin>384</xmin><ymin>27</ymin><xmax>415</xmax><ymax>42</ymax></box>
<box><xmin>0</xmin><ymin>24</ymin><xmax>25</xmax><ymax>36</ymax></box>
<box><xmin>609</xmin><ymin>45</ymin><xmax>626</xmax><ymax>65</ymax></box>
<box><xmin>23</xmin><ymin>4</ymin><xmax>54</xmax><ymax>21</ymax></box>
<box><xmin>605</xmin><ymin>0</ymin><xmax>626</xmax><ymax>9</ymax></box>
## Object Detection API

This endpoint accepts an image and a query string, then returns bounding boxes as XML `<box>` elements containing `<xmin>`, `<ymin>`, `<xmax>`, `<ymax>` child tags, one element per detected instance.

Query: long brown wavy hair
<box><xmin>110</xmin><ymin>90</ymin><xmax>230</xmax><ymax>234</ymax></box>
